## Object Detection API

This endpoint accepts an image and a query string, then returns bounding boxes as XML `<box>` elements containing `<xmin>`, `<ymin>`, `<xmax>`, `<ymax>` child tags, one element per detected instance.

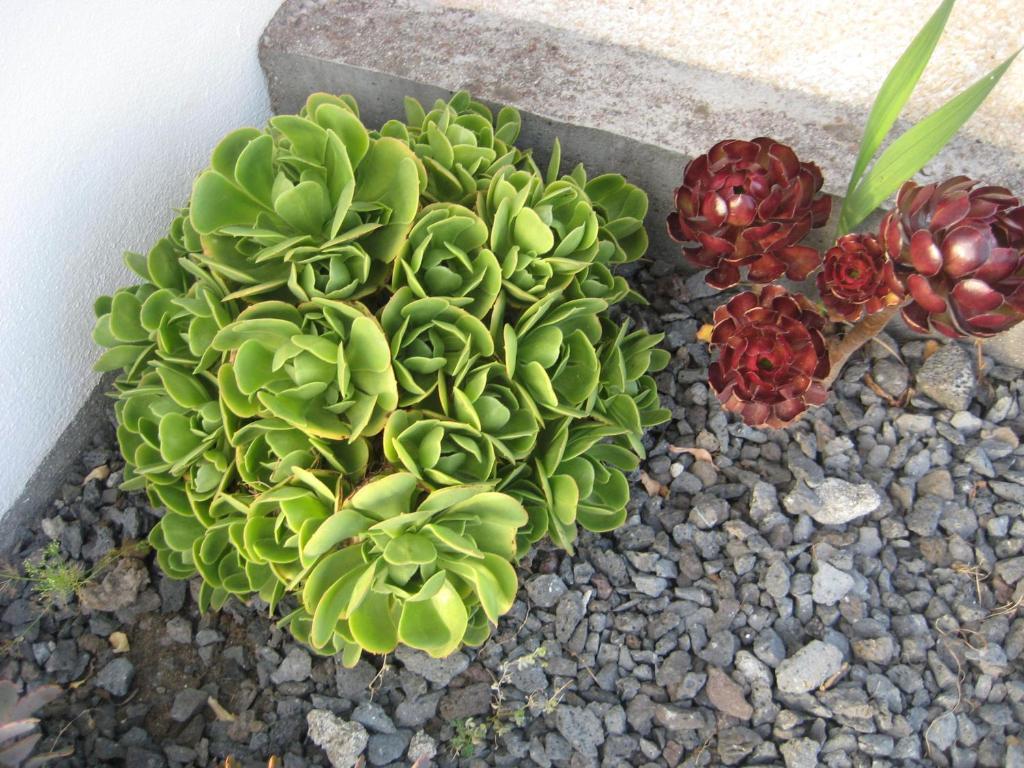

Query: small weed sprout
<box><xmin>0</xmin><ymin>541</ymin><xmax>146</xmax><ymax>656</ymax></box>
<box><xmin>449</xmin><ymin>718</ymin><xmax>488</xmax><ymax>758</ymax></box>
<box><xmin>450</xmin><ymin>645</ymin><xmax>576</xmax><ymax>751</ymax></box>
<box><xmin>23</xmin><ymin>542</ymin><xmax>88</xmax><ymax>608</ymax></box>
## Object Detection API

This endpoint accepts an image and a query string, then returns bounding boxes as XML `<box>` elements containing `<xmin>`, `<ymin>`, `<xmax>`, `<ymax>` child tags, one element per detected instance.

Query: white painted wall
<box><xmin>0</xmin><ymin>0</ymin><xmax>282</xmax><ymax>512</ymax></box>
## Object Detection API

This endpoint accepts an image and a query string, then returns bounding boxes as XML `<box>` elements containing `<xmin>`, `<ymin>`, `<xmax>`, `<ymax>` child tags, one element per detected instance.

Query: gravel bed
<box><xmin>3</xmin><ymin>257</ymin><xmax>1024</xmax><ymax>768</ymax></box>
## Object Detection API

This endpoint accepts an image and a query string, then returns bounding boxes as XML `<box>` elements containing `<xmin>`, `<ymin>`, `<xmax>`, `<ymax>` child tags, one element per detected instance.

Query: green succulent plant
<box><xmin>441</xmin><ymin>361</ymin><xmax>540</xmax><ymax>462</ymax></box>
<box><xmin>213</xmin><ymin>298</ymin><xmax>397</xmax><ymax>442</ymax></box>
<box><xmin>479</xmin><ymin>168</ymin><xmax>599</xmax><ymax>306</ymax></box>
<box><xmin>380</xmin><ymin>287</ymin><xmax>494</xmax><ymax>406</ymax></box>
<box><xmin>271</xmin><ymin>471</ymin><xmax>525</xmax><ymax>663</ymax></box>
<box><xmin>190</xmin><ymin>93</ymin><xmax>423</xmax><ymax>303</ymax></box>
<box><xmin>383</xmin><ymin>410</ymin><xmax>496</xmax><ymax>488</ymax></box>
<box><xmin>94</xmin><ymin>91</ymin><xmax>668</xmax><ymax>664</ymax></box>
<box><xmin>392</xmin><ymin>203</ymin><xmax>501</xmax><ymax>317</ymax></box>
<box><xmin>384</xmin><ymin>91</ymin><xmax>527</xmax><ymax>206</ymax></box>
<box><xmin>502</xmin><ymin>292</ymin><xmax>605</xmax><ymax>416</ymax></box>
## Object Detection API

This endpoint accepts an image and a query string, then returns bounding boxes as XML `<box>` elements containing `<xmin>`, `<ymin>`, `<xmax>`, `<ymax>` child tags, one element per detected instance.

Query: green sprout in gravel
<box><xmin>93</xmin><ymin>90</ymin><xmax>668</xmax><ymax>663</ymax></box>
<box><xmin>449</xmin><ymin>718</ymin><xmax>488</xmax><ymax>759</ymax></box>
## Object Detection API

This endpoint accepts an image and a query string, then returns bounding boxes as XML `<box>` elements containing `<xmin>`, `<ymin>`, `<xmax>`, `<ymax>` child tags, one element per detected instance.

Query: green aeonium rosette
<box><xmin>93</xmin><ymin>91</ymin><xmax>669</xmax><ymax>664</ymax></box>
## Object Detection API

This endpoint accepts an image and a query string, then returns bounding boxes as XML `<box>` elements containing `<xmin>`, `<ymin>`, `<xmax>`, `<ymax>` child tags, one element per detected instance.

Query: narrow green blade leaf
<box><xmin>841</xmin><ymin>0</ymin><xmax>955</xmax><ymax>215</ymax></box>
<box><xmin>842</xmin><ymin>48</ymin><xmax>1020</xmax><ymax>233</ymax></box>
<box><xmin>546</xmin><ymin>137</ymin><xmax>562</xmax><ymax>186</ymax></box>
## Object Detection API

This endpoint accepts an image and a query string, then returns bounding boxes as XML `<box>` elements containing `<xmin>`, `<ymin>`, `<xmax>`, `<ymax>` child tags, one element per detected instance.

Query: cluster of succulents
<box><xmin>665</xmin><ymin>0</ymin><xmax>1022</xmax><ymax>429</ymax></box>
<box><xmin>94</xmin><ymin>92</ymin><xmax>668</xmax><ymax>663</ymax></box>
<box><xmin>670</xmin><ymin>144</ymin><xmax>1024</xmax><ymax>428</ymax></box>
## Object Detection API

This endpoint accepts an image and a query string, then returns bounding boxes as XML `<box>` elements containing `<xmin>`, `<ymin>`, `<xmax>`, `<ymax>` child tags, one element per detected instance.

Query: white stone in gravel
<box><xmin>272</xmin><ymin>647</ymin><xmax>312</xmax><ymax>684</ymax></box>
<box><xmin>78</xmin><ymin>558</ymin><xmax>149</xmax><ymax>613</ymax></box>
<box><xmin>307</xmin><ymin>710</ymin><xmax>368</xmax><ymax>768</ymax></box>
<box><xmin>996</xmin><ymin>556</ymin><xmax>1024</xmax><ymax>585</ymax></box>
<box><xmin>734</xmin><ymin>651</ymin><xmax>772</xmax><ymax>689</ymax></box>
<box><xmin>394</xmin><ymin>646</ymin><xmax>469</xmax><ymax>687</ymax></box>
<box><xmin>165</xmin><ymin>616</ymin><xmax>192</xmax><ymax>644</ymax></box>
<box><xmin>851</xmin><ymin>636</ymin><xmax>895</xmax><ymax>665</ymax></box>
<box><xmin>951</xmin><ymin>410</ymin><xmax>983</xmax><ymax>434</ymax></box>
<box><xmin>916</xmin><ymin>343</ymin><xmax>975</xmax><ymax>412</ymax></box>
<box><xmin>780</xmin><ymin>738</ymin><xmax>821</xmax><ymax>768</ymax></box>
<box><xmin>764</xmin><ymin>560</ymin><xmax>791</xmax><ymax>600</ymax></box>
<box><xmin>812</xmin><ymin>562</ymin><xmax>855</xmax><ymax>605</ymax></box>
<box><xmin>895</xmin><ymin>413</ymin><xmax>934</xmax><ymax>434</ymax></box>
<box><xmin>555</xmin><ymin>705</ymin><xmax>605</xmax><ymax>757</ymax></box>
<box><xmin>525</xmin><ymin>574</ymin><xmax>567</xmax><ymax>608</ymax></box>
<box><xmin>40</xmin><ymin>516</ymin><xmax>66</xmax><ymax>540</ymax></box>
<box><xmin>407</xmin><ymin>731</ymin><xmax>437</xmax><ymax>763</ymax></box>
<box><xmin>632</xmin><ymin>575</ymin><xmax>668</xmax><ymax>597</ymax></box>
<box><xmin>776</xmin><ymin>641</ymin><xmax>844</xmax><ymax>694</ymax></box>
<box><xmin>1008</xmin><ymin>737</ymin><xmax>1024</xmax><ymax>768</ymax></box>
<box><xmin>654</xmin><ymin>703</ymin><xmax>706</xmax><ymax>731</ymax></box>
<box><xmin>808</xmin><ymin>479</ymin><xmax>881</xmax><ymax>525</ymax></box>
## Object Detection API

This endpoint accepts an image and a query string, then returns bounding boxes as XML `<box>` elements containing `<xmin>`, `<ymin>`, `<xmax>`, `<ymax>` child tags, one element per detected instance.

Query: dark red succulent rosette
<box><xmin>879</xmin><ymin>177</ymin><xmax>1024</xmax><ymax>338</ymax></box>
<box><xmin>708</xmin><ymin>286</ymin><xmax>831</xmax><ymax>428</ymax></box>
<box><xmin>817</xmin><ymin>232</ymin><xmax>904</xmax><ymax>323</ymax></box>
<box><xmin>667</xmin><ymin>138</ymin><xmax>832</xmax><ymax>289</ymax></box>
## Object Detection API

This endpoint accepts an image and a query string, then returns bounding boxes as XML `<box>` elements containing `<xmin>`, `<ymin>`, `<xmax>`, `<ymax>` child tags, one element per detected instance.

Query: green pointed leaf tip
<box><xmin>93</xmin><ymin>90</ymin><xmax>665</xmax><ymax>661</ymax></box>
<box><xmin>838</xmin><ymin>2</ymin><xmax>1019</xmax><ymax>234</ymax></box>
<box><xmin>841</xmin><ymin>0</ymin><xmax>955</xmax><ymax>207</ymax></box>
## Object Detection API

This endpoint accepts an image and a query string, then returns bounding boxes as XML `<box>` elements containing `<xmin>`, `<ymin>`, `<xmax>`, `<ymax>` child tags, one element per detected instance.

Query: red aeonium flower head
<box><xmin>879</xmin><ymin>176</ymin><xmax>1024</xmax><ymax>338</ymax></box>
<box><xmin>667</xmin><ymin>138</ymin><xmax>832</xmax><ymax>289</ymax></box>
<box><xmin>708</xmin><ymin>285</ymin><xmax>831</xmax><ymax>428</ymax></box>
<box><xmin>816</xmin><ymin>232</ymin><xmax>904</xmax><ymax>323</ymax></box>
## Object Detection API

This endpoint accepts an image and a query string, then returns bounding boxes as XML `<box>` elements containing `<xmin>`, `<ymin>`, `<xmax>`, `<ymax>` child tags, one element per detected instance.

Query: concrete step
<box><xmin>259</xmin><ymin>0</ymin><xmax>1024</xmax><ymax>366</ymax></box>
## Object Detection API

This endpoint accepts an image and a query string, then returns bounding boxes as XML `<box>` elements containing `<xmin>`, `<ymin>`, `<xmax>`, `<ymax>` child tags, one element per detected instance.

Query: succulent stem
<box><xmin>821</xmin><ymin>303</ymin><xmax>902</xmax><ymax>389</ymax></box>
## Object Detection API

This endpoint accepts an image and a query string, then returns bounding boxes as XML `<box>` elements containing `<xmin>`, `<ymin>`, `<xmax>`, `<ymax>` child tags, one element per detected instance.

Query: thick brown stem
<box><xmin>820</xmin><ymin>303</ymin><xmax>902</xmax><ymax>389</ymax></box>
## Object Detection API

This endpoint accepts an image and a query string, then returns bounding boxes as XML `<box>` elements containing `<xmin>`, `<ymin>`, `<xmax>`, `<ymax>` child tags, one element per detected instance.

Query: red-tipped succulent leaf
<box><xmin>817</xmin><ymin>232</ymin><xmax>904</xmax><ymax>323</ymax></box>
<box><xmin>667</xmin><ymin>138</ymin><xmax>832</xmax><ymax>289</ymax></box>
<box><xmin>879</xmin><ymin>177</ymin><xmax>1024</xmax><ymax>338</ymax></box>
<box><xmin>708</xmin><ymin>286</ymin><xmax>831</xmax><ymax>428</ymax></box>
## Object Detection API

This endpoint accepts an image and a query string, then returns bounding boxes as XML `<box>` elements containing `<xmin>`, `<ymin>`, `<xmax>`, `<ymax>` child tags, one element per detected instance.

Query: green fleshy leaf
<box><xmin>397</xmin><ymin>577</ymin><xmax>468</xmax><ymax>658</ymax></box>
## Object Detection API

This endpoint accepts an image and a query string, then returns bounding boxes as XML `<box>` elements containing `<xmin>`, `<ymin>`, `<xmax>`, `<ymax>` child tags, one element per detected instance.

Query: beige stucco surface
<box><xmin>268</xmin><ymin>0</ymin><xmax>1024</xmax><ymax>196</ymax></box>
<box><xmin>442</xmin><ymin>0</ymin><xmax>1023</xmax><ymax>174</ymax></box>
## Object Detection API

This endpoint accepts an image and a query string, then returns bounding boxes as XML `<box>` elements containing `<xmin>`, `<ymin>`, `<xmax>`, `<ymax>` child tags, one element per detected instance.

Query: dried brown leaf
<box><xmin>818</xmin><ymin>662</ymin><xmax>849</xmax><ymax>692</ymax></box>
<box><xmin>869</xmin><ymin>332</ymin><xmax>904</xmax><ymax>362</ymax></box>
<box><xmin>638</xmin><ymin>471</ymin><xmax>668</xmax><ymax>498</ymax></box>
<box><xmin>109</xmin><ymin>632</ymin><xmax>130</xmax><ymax>654</ymax></box>
<box><xmin>82</xmin><ymin>465</ymin><xmax>110</xmax><ymax>485</ymax></box>
<box><xmin>668</xmin><ymin>445</ymin><xmax>717</xmax><ymax>467</ymax></box>
<box><xmin>208</xmin><ymin>696</ymin><xmax>236</xmax><ymax>722</ymax></box>
<box><xmin>863</xmin><ymin>373</ymin><xmax>905</xmax><ymax>406</ymax></box>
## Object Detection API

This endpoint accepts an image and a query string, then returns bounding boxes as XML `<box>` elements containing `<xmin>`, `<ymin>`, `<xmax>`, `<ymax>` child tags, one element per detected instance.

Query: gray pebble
<box><xmin>525</xmin><ymin>574</ymin><xmax>567</xmax><ymax>608</ymax></box>
<box><xmin>96</xmin><ymin>658</ymin><xmax>135</xmax><ymax>697</ymax></box>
